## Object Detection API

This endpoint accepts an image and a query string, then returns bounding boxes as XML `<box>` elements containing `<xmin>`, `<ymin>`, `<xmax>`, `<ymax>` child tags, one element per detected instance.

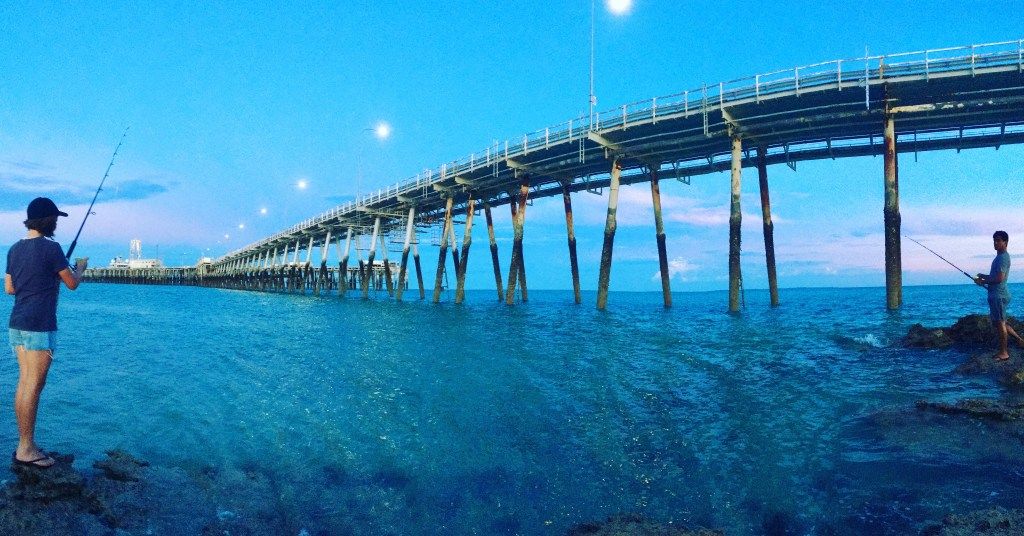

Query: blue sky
<box><xmin>2</xmin><ymin>2</ymin><xmax>1022</xmax><ymax>293</ymax></box>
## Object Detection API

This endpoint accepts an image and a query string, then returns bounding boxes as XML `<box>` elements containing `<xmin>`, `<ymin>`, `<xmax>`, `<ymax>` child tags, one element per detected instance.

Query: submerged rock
<box><xmin>566</xmin><ymin>513</ymin><xmax>722</xmax><ymax>536</ymax></box>
<box><xmin>921</xmin><ymin>506</ymin><xmax>1024</xmax><ymax>535</ymax></box>
<box><xmin>7</xmin><ymin>452</ymin><xmax>86</xmax><ymax>503</ymax></box>
<box><xmin>92</xmin><ymin>449</ymin><xmax>149</xmax><ymax>482</ymax></box>
<box><xmin>915</xmin><ymin>398</ymin><xmax>1024</xmax><ymax>421</ymax></box>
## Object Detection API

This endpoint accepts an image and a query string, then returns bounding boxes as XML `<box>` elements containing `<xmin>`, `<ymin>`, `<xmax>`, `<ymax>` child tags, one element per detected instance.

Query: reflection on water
<box><xmin>0</xmin><ymin>284</ymin><xmax>1021</xmax><ymax>533</ymax></box>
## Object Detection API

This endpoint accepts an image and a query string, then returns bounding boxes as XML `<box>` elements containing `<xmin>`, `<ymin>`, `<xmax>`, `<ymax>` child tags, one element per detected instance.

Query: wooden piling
<box><xmin>729</xmin><ymin>136</ymin><xmax>743</xmax><ymax>313</ymax></box>
<box><xmin>396</xmin><ymin>206</ymin><xmax>416</xmax><ymax>301</ymax></box>
<box><xmin>339</xmin><ymin>228</ymin><xmax>352</xmax><ymax>296</ymax></box>
<box><xmin>596</xmin><ymin>158</ymin><xmax>623</xmax><ymax>310</ymax></box>
<box><xmin>756</xmin><ymin>145</ymin><xmax>780</xmax><ymax>306</ymax></box>
<box><xmin>363</xmin><ymin>218</ymin><xmax>381</xmax><ymax>298</ymax></box>
<box><xmin>413</xmin><ymin>241</ymin><xmax>425</xmax><ymax>299</ymax></box>
<box><xmin>484</xmin><ymin>203</ymin><xmax>504</xmax><ymax>301</ymax></box>
<box><xmin>561</xmin><ymin>181</ymin><xmax>581</xmax><ymax>304</ymax></box>
<box><xmin>380</xmin><ymin>232</ymin><xmax>394</xmax><ymax>296</ymax></box>
<box><xmin>883</xmin><ymin>113</ymin><xmax>902</xmax><ymax>309</ymax></box>
<box><xmin>455</xmin><ymin>196</ymin><xmax>476</xmax><ymax>303</ymax></box>
<box><xmin>433</xmin><ymin>196</ymin><xmax>455</xmax><ymax>303</ymax></box>
<box><xmin>505</xmin><ymin>176</ymin><xmax>530</xmax><ymax>305</ymax></box>
<box><xmin>649</xmin><ymin>166</ymin><xmax>672</xmax><ymax>308</ymax></box>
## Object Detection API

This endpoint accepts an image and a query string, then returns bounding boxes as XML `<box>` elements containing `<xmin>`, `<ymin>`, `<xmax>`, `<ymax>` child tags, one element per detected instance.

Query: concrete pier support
<box><xmin>433</xmin><ymin>196</ymin><xmax>455</xmax><ymax>303</ymax></box>
<box><xmin>649</xmin><ymin>167</ymin><xmax>672</xmax><ymax>308</ymax></box>
<box><xmin>455</xmin><ymin>196</ymin><xmax>476</xmax><ymax>304</ymax></box>
<box><xmin>396</xmin><ymin>206</ymin><xmax>416</xmax><ymax>301</ymax></box>
<box><xmin>363</xmin><ymin>217</ymin><xmax>381</xmax><ymax>298</ymax></box>
<box><xmin>412</xmin><ymin>241</ymin><xmax>425</xmax><ymax>299</ymax></box>
<box><xmin>448</xmin><ymin>220</ymin><xmax>461</xmax><ymax>278</ymax></box>
<box><xmin>380</xmin><ymin>231</ymin><xmax>394</xmax><ymax>296</ymax></box>
<box><xmin>484</xmin><ymin>203</ymin><xmax>503</xmax><ymax>301</ymax></box>
<box><xmin>756</xmin><ymin>146</ymin><xmax>780</xmax><ymax>306</ymax></box>
<box><xmin>339</xmin><ymin>228</ymin><xmax>352</xmax><ymax>296</ymax></box>
<box><xmin>596</xmin><ymin>158</ymin><xmax>623</xmax><ymax>310</ymax></box>
<box><xmin>561</xmin><ymin>181</ymin><xmax>581</xmax><ymax>304</ymax></box>
<box><xmin>883</xmin><ymin>113</ymin><xmax>902</xmax><ymax>309</ymax></box>
<box><xmin>505</xmin><ymin>176</ymin><xmax>530</xmax><ymax>305</ymax></box>
<box><xmin>729</xmin><ymin>136</ymin><xmax>743</xmax><ymax>313</ymax></box>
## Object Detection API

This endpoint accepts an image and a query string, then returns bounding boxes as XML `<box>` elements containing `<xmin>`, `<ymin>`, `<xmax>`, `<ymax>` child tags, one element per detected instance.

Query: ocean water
<box><xmin>2</xmin><ymin>283</ymin><xmax>1023</xmax><ymax>534</ymax></box>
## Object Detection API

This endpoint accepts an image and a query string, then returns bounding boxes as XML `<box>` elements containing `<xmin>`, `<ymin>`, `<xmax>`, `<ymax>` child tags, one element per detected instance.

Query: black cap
<box><xmin>27</xmin><ymin>197</ymin><xmax>69</xmax><ymax>219</ymax></box>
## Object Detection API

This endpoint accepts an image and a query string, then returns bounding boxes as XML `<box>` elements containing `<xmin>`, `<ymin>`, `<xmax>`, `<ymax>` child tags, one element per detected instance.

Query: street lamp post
<box><xmin>589</xmin><ymin>0</ymin><xmax>632</xmax><ymax>130</ymax></box>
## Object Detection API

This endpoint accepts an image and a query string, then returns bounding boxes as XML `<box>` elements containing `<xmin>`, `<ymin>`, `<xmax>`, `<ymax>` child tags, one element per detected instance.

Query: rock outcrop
<box><xmin>566</xmin><ymin>513</ymin><xmax>722</xmax><ymax>536</ymax></box>
<box><xmin>921</xmin><ymin>506</ymin><xmax>1024</xmax><ymax>535</ymax></box>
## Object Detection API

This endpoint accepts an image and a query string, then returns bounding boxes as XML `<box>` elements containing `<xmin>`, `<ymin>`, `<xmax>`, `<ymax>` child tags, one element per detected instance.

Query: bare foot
<box><xmin>994</xmin><ymin>353</ymin><xmax>1010</xmax><ymax>361</ymax></box>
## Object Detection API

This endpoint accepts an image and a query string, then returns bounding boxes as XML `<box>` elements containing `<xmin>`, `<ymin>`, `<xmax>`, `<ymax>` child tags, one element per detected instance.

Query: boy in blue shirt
<box><xmin>974</xmin><ymin>230</ymin><xmax>1023</xmax><ymax>360</ymax></box>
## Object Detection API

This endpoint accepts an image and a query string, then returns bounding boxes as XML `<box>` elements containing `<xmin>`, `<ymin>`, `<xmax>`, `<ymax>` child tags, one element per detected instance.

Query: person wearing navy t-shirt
<box><xmin>4</xmin><ymin>197</ymin><xmax>88</xmax><ymax>468</ymax></box>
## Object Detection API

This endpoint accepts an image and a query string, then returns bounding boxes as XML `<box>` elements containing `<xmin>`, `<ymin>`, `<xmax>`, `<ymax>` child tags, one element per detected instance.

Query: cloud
<box><xmin>0</xmin><ymin>168</ymin><xmax>168</xmax><ymax>212</ymax></box>
<box><xmin>652</xmin><ymin>257</ymin><xmax>700</xmax><ymax>282</ymax></box>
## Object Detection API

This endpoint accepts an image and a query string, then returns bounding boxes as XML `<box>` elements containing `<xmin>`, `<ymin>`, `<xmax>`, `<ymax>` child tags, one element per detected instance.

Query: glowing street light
<box><xmin>606</xmin><ymin>0</ymin><xmax>632</xmax><ymax>15</ymax></box>
<box><xmin>373</xmin><ymin>121</ymin><xmax>392</xmax><ymax>140</ymax></box>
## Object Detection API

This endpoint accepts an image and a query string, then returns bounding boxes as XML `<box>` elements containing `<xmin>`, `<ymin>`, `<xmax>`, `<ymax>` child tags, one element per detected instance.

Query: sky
<box><xmin>2</xmin><ymin>2</ymin><xmax>1023</xmax><ymax>293</ymax></box>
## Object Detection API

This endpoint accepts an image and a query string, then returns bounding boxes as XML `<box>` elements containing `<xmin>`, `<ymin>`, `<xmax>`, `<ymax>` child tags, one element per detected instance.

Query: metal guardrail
<box><xmin>218</xmin><ymin>39</ymin><xmax>1024</xmax><ymax>264</ymax></box>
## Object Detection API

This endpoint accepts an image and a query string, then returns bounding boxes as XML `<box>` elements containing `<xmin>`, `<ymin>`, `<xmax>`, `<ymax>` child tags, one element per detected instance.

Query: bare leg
<box><xmin>995</xmin><ymin>321</ymin><xmax>1010</xmax><ymax>360</ymax></box>
<box><xmin>14</xmin><ymin>346</ymin><xmax>54</xmax><ymax>466</ymax></box>
<box><xmin>1007</xmin><ymin>324</ymin><xmax>1024</xmax><ymax>347</ymax></box>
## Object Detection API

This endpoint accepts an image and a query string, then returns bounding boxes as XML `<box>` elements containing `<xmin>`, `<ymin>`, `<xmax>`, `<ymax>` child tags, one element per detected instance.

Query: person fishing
<box><xmin>973</xmin><ymin>230</ymin><xmax>1024</xmax><ymax>360</ymax></box>
<box><xmin>5</xmin><ymin>198</ymin><xmax>88</xmax><ymax>468</ymax></box>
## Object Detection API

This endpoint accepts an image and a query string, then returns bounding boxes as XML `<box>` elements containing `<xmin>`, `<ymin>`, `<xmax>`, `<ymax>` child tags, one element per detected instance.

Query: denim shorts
<box><xmin>988</xmin><ymin>294</ymin><xmax>1010</xmax><ymax>323</ymax></box>
<box><xmin>8</xmin><ymin>329</ymin><xmax>57</xmax><ymax>353</ymax></box>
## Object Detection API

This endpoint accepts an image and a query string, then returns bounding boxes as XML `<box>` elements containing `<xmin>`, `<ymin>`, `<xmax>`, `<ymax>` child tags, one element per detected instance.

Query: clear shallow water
<box><xmin>2</xmin><ymin>283</ymin><xmax>1022</xmax><ymax>534</ymax></box>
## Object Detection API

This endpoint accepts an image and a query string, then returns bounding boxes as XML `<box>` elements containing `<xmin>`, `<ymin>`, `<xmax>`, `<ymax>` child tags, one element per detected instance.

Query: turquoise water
<box><xmin>2</xmin><ymin>284</ymin><xmax>1023</xmax><ymax>534</ymax></box>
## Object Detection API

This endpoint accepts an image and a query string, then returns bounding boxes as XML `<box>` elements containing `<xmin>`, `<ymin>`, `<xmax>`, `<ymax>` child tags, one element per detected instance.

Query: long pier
<box><xmin>181</xmin><ymin>40</ymin><xmax>1023</xmax><ymax>309</ymax></box>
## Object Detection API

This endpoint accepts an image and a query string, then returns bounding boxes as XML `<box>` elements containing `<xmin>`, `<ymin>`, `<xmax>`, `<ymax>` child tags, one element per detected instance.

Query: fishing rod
<box><xmin>66</xmin><ymin>127</ymin><xmax>129</xmax><ymax>261</ymax></box>
<box><xmin>903</xmin><ymin>235</ymin><xmax>973</xmax><ymax>280</ymax></box>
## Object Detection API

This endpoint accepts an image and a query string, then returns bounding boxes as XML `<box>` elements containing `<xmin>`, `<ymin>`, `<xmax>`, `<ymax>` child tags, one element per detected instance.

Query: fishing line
<box><xmin>903</xmin><ymin>235</ymin><xmax>973</xmax><ymax>280</ymax></box>
<box><xmin>66</xmin><ymin>127</ymin><xmax>130</xmax><ymax>261</ymax></box>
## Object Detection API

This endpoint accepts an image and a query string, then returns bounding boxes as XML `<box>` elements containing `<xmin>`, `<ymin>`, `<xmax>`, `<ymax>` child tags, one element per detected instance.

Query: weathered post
<box><xmin>756</xmin><ymin>145</ymin><xmax>780</xmax><ymax>306</ymax></box>
<box><xmin>339</xmin><ymin>227</ymin><xmax>352</xmax><ymax>296</ymax></box>
<box><xmin>380</xmin><ymin>231</ymin><xmax>394</xmax><ymax>296</ymax></box>
<box><xmin>363</xmin><ymin>217</ymin><xmax>381</xmax><ymax>298</ymax></box>
<box><xmin>448</xmin><ymin>221</ymin><xmax>461</xmax><ymax>277</ymax></box>
<box><xmin>412</xmin><ymin>241</ymin><xmax>425</xmax><ymax>299</ymax></box>
<box><xmin>303</xmin><ymin>236</ymin><xmax>314</xmax><ymax>293</ymax></box>
<box><xmin>315</xmin><ymin>230</ymin><xmax>331</xmax><ymax>296</ymax></box>
<box><xmin>883</xmin><ymin>112</ymin><xmax>902</xmax><ymax>309</ymax></box>
<box><xmin>562</xmin><ymin>181</ymin><xmax>582</xmax><ymax>304</ymax></box>
<box><xmin>596</xmin><ymin>158</ymin><xmax>623</xmax><ymax>310</ymax></box>
<box><xmin>484</xmin><ymin>203</ymin><xmax>504</xmax><ymax>301</ymax></box>
<box><xmin>729</xmin><ymin>136</ymin><xmax>743</xmax><ymax>313</ymax></box>
<box><xmin>455</xmin><ymin>196</ymin><xmax>476</xmax><ymax>304</ymax></box>
<box><xmin>396</xmin><ymin>206</ymin><xmax>416</xmax><ymax>301</ymax></box>
<box><xmin>433</xmin><ymin>196</ymin><xmax>455</xmax><ymax>303</ymax></box>
<box><xmin>649</xmin><ymin>166</ymin><xmax>672</xmax><ymax>308</ymax></box>
<box><xmin>505</xmin><ymin>176</ymin><xmax>530</xmax><ymax>305</ymax></box>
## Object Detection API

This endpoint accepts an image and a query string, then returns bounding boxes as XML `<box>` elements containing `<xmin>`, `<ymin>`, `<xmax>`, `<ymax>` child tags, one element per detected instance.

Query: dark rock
<box><xmin>566</xmin><ymin>513</ymin><xmax>722</xmax><ymax>536</ymax></box>
<box><xmin>953</xmin><ymin>349</ymin><xmax>1024</xmax><ymax>387</ymax></box>
<box><xmin>915</xmin><ymin>398</ymin><xmax>1024</xmax><ymax>421</ymax></box>
<box><xmin>92</xmin><ymin>449</ymin><xmax>150</xmax><ymax>482</ymax></box>
<box><xmin>8</xmin><ymin>452</ymin><xmax>86</xmax><ymax>503</ymax></box>
<box><xmin>902</xmin><ymin>323</ymin><xmax>954</xmax><ymax>348</ymax></box>
<box><xmin>921</xmin><ymin>506</ymin><xmax>1024</xmax><ymax>535</ymax></box>
<box><xmin>901</xmin><ymin>314</ymin><xmax>1024</xmax><ymax>348</ymax></box>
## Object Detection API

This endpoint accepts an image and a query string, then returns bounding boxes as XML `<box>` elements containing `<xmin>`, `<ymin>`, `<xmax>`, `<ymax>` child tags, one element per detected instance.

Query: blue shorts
<box><xmin>8</xmin><ymin>329</ymin><xmax>57</xmax><ymax>353</ymax></box>
<box><xmin>988</xmin><ymin>294</ymin><xmax>1009</xmax><ymax>324</ymax></box>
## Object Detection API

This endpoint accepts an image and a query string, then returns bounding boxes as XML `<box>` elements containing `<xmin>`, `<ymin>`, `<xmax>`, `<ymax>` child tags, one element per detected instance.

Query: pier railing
<box><xmin>220</xmin><ymin>39</ymin><xmax>1024</xmax><ymax>264</ymax></box>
